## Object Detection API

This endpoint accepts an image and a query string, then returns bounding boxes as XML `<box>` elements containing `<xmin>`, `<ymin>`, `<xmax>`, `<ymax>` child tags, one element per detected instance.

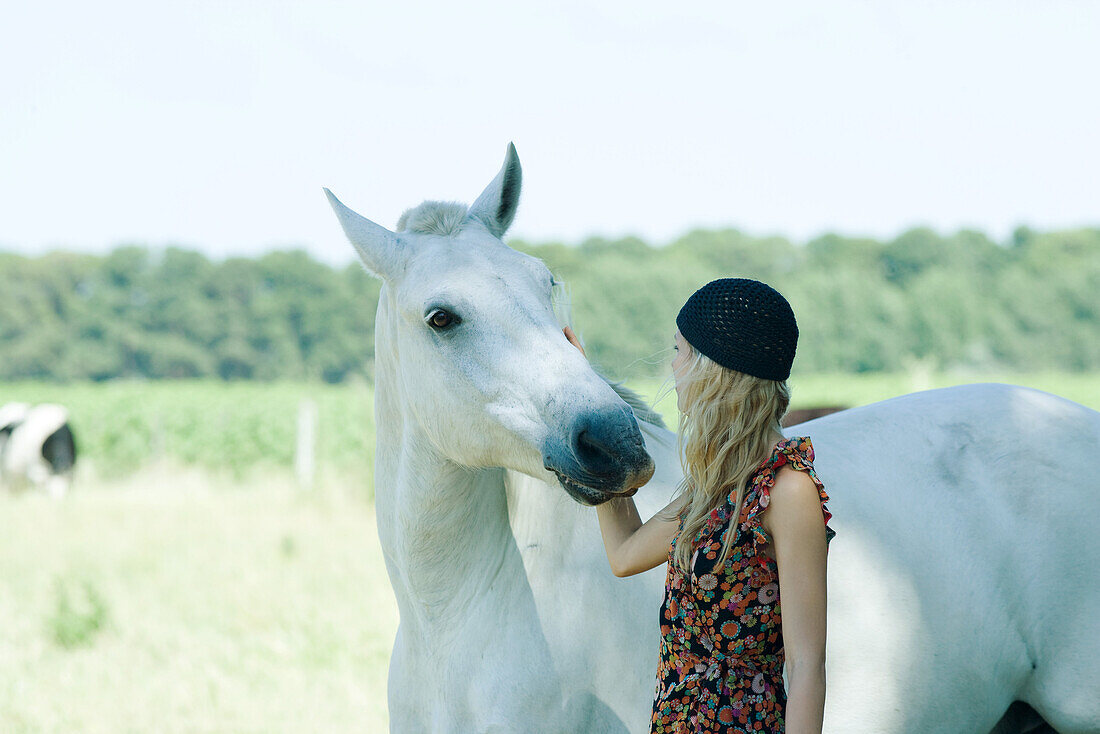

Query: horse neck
<box><xmin>372</xmin><ymin>297</ymin><xmax>519</xmax><ymax>630</ymax></box>
<box><xmin>504</xmin><ymin>467</ymin><xmax>592</xmax><ymax>572</ymax></box>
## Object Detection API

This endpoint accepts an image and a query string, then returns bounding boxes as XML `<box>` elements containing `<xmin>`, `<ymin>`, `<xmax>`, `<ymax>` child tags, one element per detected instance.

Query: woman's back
<box><xmin>651</xmin><ymin>435</ymin><xmax>836</xmax><ymax>733</ymax></box>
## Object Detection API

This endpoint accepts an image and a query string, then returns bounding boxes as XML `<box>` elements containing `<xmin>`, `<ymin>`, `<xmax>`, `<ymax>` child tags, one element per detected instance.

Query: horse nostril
<box><xmin>575</xmin><ymin>426</ymin><xmax>614</xmax><ymax>464</ymax></box>
<box><xmin>567</xmin><ymin>411</ymin><xmax>651</xmax><ymax>490</ymax></box>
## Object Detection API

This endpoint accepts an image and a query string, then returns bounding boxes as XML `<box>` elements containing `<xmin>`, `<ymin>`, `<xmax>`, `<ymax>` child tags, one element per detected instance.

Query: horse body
<box><xmin>326</xmin><ymin>144</ymin><xmax>1100</xmax><ymax>733</ymax></box>
<box><xmin>808</xmin><ymin>383</ymin><xmax>1100</xmax><ymax>732</ymax></box>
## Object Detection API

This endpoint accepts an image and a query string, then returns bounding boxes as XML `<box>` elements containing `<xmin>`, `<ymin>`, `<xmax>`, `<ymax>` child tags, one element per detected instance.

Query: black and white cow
<box><xmin>0</xmin><ymin>402</ymin><xmax>77</xmax><ymax>497</ymax></box>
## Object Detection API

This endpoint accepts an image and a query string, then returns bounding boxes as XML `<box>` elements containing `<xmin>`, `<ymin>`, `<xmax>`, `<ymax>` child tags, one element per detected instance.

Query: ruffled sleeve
<box><xmin>743</xmin><ymin>436</ymin><xmax>837</xmax><ymax>559</ymax></box>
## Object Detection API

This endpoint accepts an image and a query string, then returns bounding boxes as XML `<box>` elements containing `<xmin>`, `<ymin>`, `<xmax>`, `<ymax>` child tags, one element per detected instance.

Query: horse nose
<box><xmin>573</xmin><ymin>420</ymin><xmax>617</xmax><ymax>475</ymax></box>
<box><xmin>571</xmin><ymin>410</ymin><xmax>653</xmax><ymax>492</ymax></box>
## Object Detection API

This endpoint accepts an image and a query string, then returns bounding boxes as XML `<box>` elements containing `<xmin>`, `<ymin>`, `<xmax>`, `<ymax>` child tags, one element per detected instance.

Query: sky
<box><xmin>2</xmin><ymin>0</ymin><xmax>1097</xmax><ymax>266</ymax></box>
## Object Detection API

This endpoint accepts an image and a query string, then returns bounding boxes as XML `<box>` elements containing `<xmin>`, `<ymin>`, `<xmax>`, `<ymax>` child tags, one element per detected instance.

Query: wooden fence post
<box><xmin>295</xmin><ymin>399</ymin><xmax>317</xmax><ymax>490</ymax></box>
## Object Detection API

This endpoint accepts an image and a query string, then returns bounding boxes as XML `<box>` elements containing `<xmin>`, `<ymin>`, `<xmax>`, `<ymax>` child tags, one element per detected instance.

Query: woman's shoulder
<box><xmin>756</xmin><ymin>435</ymin><xmax>823</xmax><ymax>497</ymax></box>
<box><xmin>771</xmin><ymin>462</ymin><xmax>822</xmax><ymax>497</ymax></box>
<box><xmin>747</xmin><ymin>435</ymin><xmax>815</xmax><ymax>483</ymax></box>
<box><xmin>756</xmin><ymin>435</ymin><xmax>836</xmax><ymax>544</ymax></box>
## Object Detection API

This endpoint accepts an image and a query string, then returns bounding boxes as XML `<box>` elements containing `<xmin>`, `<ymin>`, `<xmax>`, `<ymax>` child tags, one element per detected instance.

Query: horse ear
<box><xmin>324</xmin><ymin>188</ymin><xmax>406</xmax><ymax>280</ymax></box>
<box><xmin>468</xmin><ymin>142</ymin><xmax>522</xmax><ymax>238</ymax></box>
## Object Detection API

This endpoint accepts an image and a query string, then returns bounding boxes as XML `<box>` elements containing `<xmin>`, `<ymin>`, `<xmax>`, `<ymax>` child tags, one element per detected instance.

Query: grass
<box><xmin>0</xmin><ymin>468</ymin><xmax>397</xmax><ymax>734</ymax></box>
<box><xmin>0</xmin><ymin>380</ymin><xmax>376</xmax><ymax>486</ymax></box>
<box><xmin>48</xmin><ymin>577</ymin><xmax>110</xmax><ymax>649</ymax></box>
<box><xmin>3</xmin><ymin>372</ymin><xmax>1096</xmax><ymax>486</ymax></box>
<box><xmin>1</xmin><ymin>373</ymin><xmax>1097</xmax><ymax>731</ymax></box>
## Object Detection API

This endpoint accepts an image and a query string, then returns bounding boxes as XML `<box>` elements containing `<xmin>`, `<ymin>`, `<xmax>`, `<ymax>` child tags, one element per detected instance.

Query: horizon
<box><xmin>2</xmin><ymin>219</ymin><xmax>1083</xmax><ymax>266</ymax></box>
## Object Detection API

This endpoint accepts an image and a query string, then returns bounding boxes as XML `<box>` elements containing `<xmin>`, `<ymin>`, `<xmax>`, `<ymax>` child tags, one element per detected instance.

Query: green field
<box><xmin>0</xmin><ymin>473</ymin><xmax>396</xmax><ymax>734</ymax></box>
<box><xmin>1</xmin><ymin>373</ymin><xmax>1098</xmax><ymax>731</ymax></box>
<box><xmin>3</xmin><ymin>372</ymin><xmax>1098</xmax><ymax>485</ymax></box>
<box><xmin>0</xmin><ymin>381</ymin><xmax>377</xmax><ymax>488</ymax></box>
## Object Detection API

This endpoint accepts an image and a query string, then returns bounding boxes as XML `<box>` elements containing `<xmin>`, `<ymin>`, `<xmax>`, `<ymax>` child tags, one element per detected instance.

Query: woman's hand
<box><xmin>563</xmin><ymin>325</ymin><xmax>586</xmax><ymax>358</ymax></box>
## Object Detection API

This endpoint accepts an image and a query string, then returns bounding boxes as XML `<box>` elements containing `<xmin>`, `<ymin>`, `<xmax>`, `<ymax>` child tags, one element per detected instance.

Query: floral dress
<box><xmin>650</xmin><ymin>436</ymin><xmax>836</xmax><ymax>733</ymax></box>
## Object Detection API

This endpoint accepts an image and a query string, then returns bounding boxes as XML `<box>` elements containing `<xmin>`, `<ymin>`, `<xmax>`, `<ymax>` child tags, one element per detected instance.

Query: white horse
<box><xmin>325</xmin><ymin>144</ymin><xmax>1100</xmax><ymax>733</ymax></box>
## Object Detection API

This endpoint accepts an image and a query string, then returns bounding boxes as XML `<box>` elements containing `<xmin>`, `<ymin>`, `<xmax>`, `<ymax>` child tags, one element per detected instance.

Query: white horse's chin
<box><xmin>553</xmin><ymin>471</ymin><xmax>635</xmax><ymax>506</ymax></box>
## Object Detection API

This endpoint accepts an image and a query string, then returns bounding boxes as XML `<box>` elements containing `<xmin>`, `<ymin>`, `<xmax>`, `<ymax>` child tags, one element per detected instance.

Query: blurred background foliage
<box><xmin>4</xmin><ymin>226</ymin><xmax>1098</xmax><ymax>484</ymax></box>
<box><xmin>3</xmin><ymin>225</ymin><xmax>1098</xmax><ymax>384</ymax></box>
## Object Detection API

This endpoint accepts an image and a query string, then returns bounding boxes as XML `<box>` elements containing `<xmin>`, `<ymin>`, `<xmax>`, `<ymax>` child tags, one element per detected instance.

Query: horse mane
<box><xmin>599</xmin><ymin>374</ymin><xmax>668</xmax><ymax>430</ymax></box>
<box><xmin>396</xmin><ymin>201</ymin><xmax>470</xmax><ymax>236</ymax></box>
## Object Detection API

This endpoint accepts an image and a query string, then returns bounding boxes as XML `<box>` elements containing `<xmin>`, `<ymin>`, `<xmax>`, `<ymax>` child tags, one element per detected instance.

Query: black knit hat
<box><xmin>675</xmin><ymin>278</ymin><xmax>798</xmax><ymax>381</ymax></box>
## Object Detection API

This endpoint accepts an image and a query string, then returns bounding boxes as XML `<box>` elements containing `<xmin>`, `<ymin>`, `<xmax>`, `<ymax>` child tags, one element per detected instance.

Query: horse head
<box><xmin>325</xmin><ymin>143</ymin><xmax>655</xmax><ymax>504</ymax></box>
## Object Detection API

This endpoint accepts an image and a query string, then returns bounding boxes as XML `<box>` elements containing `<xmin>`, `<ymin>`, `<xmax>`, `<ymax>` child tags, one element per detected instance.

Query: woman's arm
<box><xmin>596</xmin><ymin>494</ymin><xmax>685</xmax><ymax>577</ymax></box>
<box><xmin>562</xmin><ymin>325</ymin><xmax>684</xmax><ymax>577</ymax></box>
<box><xmin>763</xmin><ymin>466</ymin><xmax>830</xmax><ymax>734</ymax></box>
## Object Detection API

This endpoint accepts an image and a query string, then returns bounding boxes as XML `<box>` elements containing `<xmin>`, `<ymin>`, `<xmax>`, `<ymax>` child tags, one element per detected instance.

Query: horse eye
<box><xmin>428</xmin><ymin>309</ymin><xmax>460</xmax><ymax>329</ymax></box>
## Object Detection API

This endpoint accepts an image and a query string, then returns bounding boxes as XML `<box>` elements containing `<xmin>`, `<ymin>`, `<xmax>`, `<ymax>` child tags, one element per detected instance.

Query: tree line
<box><xmin>1</xmin><ymin>225</ymin><xmax>1097</xmax><ymax>382</ymax></box>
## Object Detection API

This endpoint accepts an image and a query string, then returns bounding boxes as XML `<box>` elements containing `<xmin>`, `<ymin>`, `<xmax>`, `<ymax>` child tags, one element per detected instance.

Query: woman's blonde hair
<box><xmin>655</xmin><ymin>340</ymin><xmax>791</xmax><ymax>576</ymax></box>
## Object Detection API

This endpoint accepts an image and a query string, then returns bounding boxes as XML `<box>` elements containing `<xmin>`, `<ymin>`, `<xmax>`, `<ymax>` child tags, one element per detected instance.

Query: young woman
<box><xmin>563</xmin><ymin>277</ymin><xmax>836</xmax><ymax>734</ymax></box>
